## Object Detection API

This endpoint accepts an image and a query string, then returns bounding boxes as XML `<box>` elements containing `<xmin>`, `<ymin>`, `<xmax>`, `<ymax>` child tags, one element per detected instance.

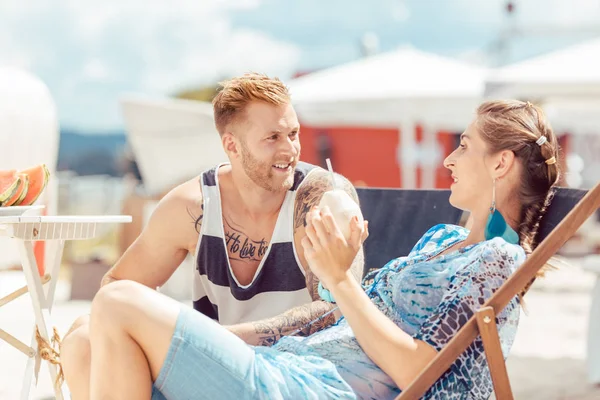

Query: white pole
<box><xmin>422</xmin><ymin>124</ymin><xmax>437</xmax><ymax>189</ymax></box>
<box><xmin>398</xmin><ymin>118</ymin><xmax>416</xmax><ymax>189</ymax></box>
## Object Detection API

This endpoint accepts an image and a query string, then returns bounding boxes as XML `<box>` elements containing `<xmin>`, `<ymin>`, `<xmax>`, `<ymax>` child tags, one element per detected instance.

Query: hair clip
<box><xmin>525</xmin><ymin>101</ymin><xmax>533</xmax><ymax>108</ymax></box>
<box><xmin>536</xmin><ymin>136</ymin><xmax>548</xmax><ymax>146</ymax></box>
<box><xmin>545</xmin><ymin>156</ymin><xmax>557</xmax><ymax>165</ymax></box>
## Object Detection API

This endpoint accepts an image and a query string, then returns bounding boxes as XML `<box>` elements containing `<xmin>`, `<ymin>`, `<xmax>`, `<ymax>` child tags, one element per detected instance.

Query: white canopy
<box><xmin>0</xmin><ymin>67</ymin><xmax>59</xmax><ymax>174</ymax></box>
<box><xmin>542</xmin><ymin>98</ymin><xmax>600</xmax><ymax>135</ymax></box>
<box><xmin>288</xmin><ymin>47</ymin><xmax>487</xmax><ymax>188</ymax></box>
<box><xmin>120</xmin><ymin>95</ymin><xmax>227</xmax><ymax>197</ymax></box>
<box><xmin>289</xmin><ymin>46</ymin><xmax>487</xmax><ymax>131</ymax></box>
<box><xmin>485</xmin><ymin>37</ymin><xmax>600</xmax><ymax>99</ymax></box>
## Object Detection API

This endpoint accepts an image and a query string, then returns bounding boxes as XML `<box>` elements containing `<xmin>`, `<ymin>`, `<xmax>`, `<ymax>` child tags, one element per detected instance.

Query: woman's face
<box><xmin>443</xmin><ymin>122</ymin><xmax>494</xmax><ymax>214</ymax></box>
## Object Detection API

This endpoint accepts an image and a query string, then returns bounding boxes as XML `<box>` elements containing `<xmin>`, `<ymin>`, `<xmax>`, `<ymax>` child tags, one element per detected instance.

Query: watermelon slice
<box><xmin>0</xmin><ymin>170</ymin><xmax>21</xmax><ymax>206</ymax></box>
<box><xmin>15</xmin><ymin>164</ymin><xmax>50</xmax><ymax>206</ymax></box>
<box><xmin>2</xmin><ymin>173</ymin><xmax>29</xmax><ymax>206</ymax></box>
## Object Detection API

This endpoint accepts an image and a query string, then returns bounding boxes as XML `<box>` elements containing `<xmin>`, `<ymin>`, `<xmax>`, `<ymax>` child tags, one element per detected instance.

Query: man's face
<box><xmin>233</xmin><ymin>101</ymin><xmax>301</xmax><ymax>192</ymax></box>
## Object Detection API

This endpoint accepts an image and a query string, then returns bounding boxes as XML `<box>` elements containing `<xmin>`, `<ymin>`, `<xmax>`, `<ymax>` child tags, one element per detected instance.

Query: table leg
<box><xmin>45</xmin><ymin>240</ymin><xmax>65</xmax><ymax>313</ymax></box>
<box><xmin>17</xmin><ymin>240</ymin><xmax>68</xmax><ymax>400</ymax></box>
<box><xmin>32</xmin><ymin>240</ymin><xmax>65</xmax><ymax>382</ymax></box>
<box><xmin>20</xmin><ymin>331</ymin><xmax>36</xmax><ymax>400</ymax></box>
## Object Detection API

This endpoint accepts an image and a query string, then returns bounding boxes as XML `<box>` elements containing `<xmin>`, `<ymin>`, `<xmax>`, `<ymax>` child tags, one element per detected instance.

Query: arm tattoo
<box><xmin>187</xmin><ymin>203</ymin><xmax>204</xmax><ymax>234</ymax></box>
<box><xmin>293</xmin><ymin>170</ymin><xmax>331</xmax><ymax>231</ymax></box>
<box><xmin>294</xmin><ymin>168</ymin><xmax>364</xmax><ymax>294</ymax></box>
<box><xmin>305</xmin><ymin>269</ymin><xmax>320</xmax><ymax>301</ymax></box>
<box><xmin>251</xmin><ymin>301</ymin><xmax>337</xmax><ymax>346</ymax></box>
<box><xmin>293</xmin><ymin>169</ymin><xmax>359</xmax><ymax>231</ymax></box>
<box><xmin>223</xmin><ymin>216</ymin><xmax>268</xmax><ymax>262</ymax></box>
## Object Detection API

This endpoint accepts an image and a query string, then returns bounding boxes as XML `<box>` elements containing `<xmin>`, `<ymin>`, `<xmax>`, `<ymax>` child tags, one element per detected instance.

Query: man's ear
<box><xmin>222</xmin><ymin>132</ymin><xmax>240</xmax><ymax>159</ymax></box>
<box><xmin>492</xmin><ymin>149</ymin><xmax>516</xmax><ymax>179</ymax></box>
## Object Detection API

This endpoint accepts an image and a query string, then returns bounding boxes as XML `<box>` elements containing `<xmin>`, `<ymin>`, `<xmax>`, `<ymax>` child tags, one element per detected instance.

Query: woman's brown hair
<box><xmin>476</xmin><ymin>100</ymin><xmax>561</xmax><ymax>288</ymax></box>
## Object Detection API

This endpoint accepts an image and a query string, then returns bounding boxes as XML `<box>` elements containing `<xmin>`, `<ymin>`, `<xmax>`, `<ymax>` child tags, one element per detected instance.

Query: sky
<box><xmin>1</xmin><ymin>0</ymin><xmax>600</xmax><ymax>132</ymax></box>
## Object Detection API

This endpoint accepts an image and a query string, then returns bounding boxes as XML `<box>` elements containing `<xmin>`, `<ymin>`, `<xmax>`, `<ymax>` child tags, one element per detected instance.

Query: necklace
<box><xmin>424</xmin><ymin>239</ymin><xmax>467</xmax><ymax>262</ymax></box>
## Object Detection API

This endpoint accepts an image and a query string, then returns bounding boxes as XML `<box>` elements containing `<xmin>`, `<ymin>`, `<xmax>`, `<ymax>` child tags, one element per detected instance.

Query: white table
<box><xmin>0</xmin><ymin>214</ymin><xmax>131</xmax><ymax>400</ymax></box>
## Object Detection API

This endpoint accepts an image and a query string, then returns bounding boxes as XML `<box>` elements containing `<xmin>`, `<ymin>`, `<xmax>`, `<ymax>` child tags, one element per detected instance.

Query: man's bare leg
<box><xmin>60</xmin><ymin>315</ymin><xmax>92</xmax><ymax>400</ymax></box>
<box><xmin>88</xmin><ymin>280</ymin><xmax>180</xmax><ymax>400</ymax></box>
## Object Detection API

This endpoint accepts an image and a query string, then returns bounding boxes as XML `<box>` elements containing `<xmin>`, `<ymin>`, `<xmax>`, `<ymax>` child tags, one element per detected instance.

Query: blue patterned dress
<box><xmin>251</xmin><ymin>224</ymin><xmax>526</xmax><ymax>399</ymax></box>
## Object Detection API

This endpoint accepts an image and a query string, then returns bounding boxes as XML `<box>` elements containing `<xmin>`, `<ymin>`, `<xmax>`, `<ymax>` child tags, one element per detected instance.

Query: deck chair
<box><xmin>356</xmin><ymin>188</ymin><xmax>464</xmax><ymax>276</ymax></box>
<box><xmin>370</xmin><ymin>184</ymin><xmax>598</xmax><ymax>400</ymax></box>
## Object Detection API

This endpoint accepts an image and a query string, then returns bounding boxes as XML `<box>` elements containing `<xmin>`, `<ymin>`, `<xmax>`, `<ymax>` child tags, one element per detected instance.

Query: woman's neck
<box><xmin>463</xmin><ymin>214</ymin><xmax>486</xmax><ymax>246</ymax></box>
<box><xmin>465</xmin><ymin>202</ymin><xmax>521</xmax><ymax>246</ymax></box>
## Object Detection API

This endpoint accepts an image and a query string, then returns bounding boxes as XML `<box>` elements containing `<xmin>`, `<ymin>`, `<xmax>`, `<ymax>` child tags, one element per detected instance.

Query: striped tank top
<box><xmin>193</xmin><ymin>162</ymin><xmax>317</xmax><ymax>325</ymax></box>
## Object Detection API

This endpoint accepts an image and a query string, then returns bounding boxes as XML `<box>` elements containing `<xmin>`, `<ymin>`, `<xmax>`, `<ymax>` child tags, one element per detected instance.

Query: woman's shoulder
<box><xmin>422</xmin><ymin>223</ymin><xmax>466</xmax><ymax>236</ymax></box>
<box><xmin>410</xmin><ymin>224</ymin><xmax>468</xmax><ymax>256</ymax></box>
<box><xmin>470</xmin><ymin>237</ymin><xmax>527</xmax><ymax>278</ymax></box>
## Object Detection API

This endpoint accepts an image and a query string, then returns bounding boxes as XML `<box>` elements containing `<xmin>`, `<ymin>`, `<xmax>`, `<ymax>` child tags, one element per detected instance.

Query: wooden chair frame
<box><xmin>396</xmin><ymin>182</ymin><xmax>600</xmax><ymax>399</ymax></box>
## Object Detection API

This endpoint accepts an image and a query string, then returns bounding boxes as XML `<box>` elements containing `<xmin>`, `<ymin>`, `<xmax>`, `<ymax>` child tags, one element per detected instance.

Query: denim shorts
<box><xmin>150</xmin><ymin>305</ymin><xmax>356</xmax><ymax>400</ymax></box>
<box><xmin>151</xmin><ymin>305</ymin><xmax>257</xmax><ymax>400</ymax></box>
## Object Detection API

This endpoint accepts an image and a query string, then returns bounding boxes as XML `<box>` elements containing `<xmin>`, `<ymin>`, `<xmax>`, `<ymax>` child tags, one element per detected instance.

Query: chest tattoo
<box><xmin>224</xmin><ymin>216</ymin><xmax>269</xmax><ymax>262</ymax></box>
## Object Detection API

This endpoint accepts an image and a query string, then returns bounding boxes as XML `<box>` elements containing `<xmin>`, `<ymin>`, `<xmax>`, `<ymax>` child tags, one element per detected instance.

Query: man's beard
<box><xmin>239</xmin><ymin>140</ymin><xmax>296</xmax><ymax>192</ymax></box>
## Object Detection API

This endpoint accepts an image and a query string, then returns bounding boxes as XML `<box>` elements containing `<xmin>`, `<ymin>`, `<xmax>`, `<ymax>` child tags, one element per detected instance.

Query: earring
<box><xmin>484</xmin><ymin>179</ymin><xmax>520</xmax><ymax>244</ymax></box>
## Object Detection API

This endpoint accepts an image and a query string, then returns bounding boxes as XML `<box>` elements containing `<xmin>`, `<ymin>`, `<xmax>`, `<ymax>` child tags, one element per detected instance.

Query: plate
<box><xmin>0</xmin><ymin>205</ymin><xmax>45</xmax><ymax>217</ymax></box>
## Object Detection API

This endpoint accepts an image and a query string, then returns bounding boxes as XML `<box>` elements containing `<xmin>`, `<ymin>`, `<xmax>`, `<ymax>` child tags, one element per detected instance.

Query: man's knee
<box><xmin>91</xmin><ymin>280</ymin><xmax>146</xmax><ymax>327</ymax></box>
<box><xmin>64</xmin><ymin>314</ymin><xmax>90</xmax><ymax>339</ymax></box>
<box><xmin>60</xmin><ymin>315</ymin><xmax>91</xmax><ymax>371</ymax></box>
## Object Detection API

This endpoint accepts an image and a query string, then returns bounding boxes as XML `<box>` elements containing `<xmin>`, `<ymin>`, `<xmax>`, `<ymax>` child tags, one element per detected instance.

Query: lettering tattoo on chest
<box><xmin>224</xmin><ymin>216</ymin><xmax>269</xmax><ymax>262</ymax></box>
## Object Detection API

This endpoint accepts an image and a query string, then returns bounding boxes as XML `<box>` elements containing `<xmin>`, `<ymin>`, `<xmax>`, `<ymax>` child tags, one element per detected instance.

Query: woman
<box><xmin>87</xmin><ymin>100</ymin><xmax>560</xmax><ymax>400</ymax></box>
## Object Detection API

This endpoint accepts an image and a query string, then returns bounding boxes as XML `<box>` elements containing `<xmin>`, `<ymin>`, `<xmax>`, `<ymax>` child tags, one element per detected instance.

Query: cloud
<box><xmin>448</xmin><ymin>0</ymin><xmax>600</xmax><ymax>25</ymax></box>
<box><xmin>3</xmin><ymin>0</ymin><xmax>600</xmax><ymax>130</ymax></box>
<box><xmin>82</xmin><ymin>59</ymin><xmax>110</xmax><ymax>81</ymax></box>
<box><xmin>514</xmin><ymin>0</ymin><xmax>600</xmax><ymax>25</ymax></box>
<box><xmin>0</xmin><ymin>0</ymin><xmax>301</xmax><ymax>130</ymax></box>
<box><xmin>139</xmin><ymin>27</ymin><xmax>301</xmax><ymax>94</ymax></box>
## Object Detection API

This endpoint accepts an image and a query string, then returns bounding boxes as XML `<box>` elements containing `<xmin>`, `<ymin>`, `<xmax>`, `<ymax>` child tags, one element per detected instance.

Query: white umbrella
<box><xmin>543</xmin><ymin>98</ymin><xmax>600</xmax><ymax>135</ymax></box>
<box><xmin>0</xmin><ymin>67</ymin><xmax>59</xmax><ymax>176</ymax></box>
<box><xmin>485</xmin><ymin>37</ymin><xmax>600</xmax><ymax>99</ymax></box>
<box><xmin>288</xmin><ymin>47</ymin><xmax>487</xmax><ymax>188</ymax></box>
<box><xmin>290</xmin><ymin>46</ymin><xmax>486</xmax><ymax>130</ymax></box>
<box><xmin>120</xmin><ymin>95</ymin><xmax>227</xmax><ymax>197</ymax></box>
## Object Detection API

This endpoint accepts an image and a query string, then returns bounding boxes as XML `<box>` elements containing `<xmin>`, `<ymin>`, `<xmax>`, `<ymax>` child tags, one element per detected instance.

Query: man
<box><xmin>60</xmin><ymin>73</ymin><xmax>364</xmax><ymax>398</ymax></box>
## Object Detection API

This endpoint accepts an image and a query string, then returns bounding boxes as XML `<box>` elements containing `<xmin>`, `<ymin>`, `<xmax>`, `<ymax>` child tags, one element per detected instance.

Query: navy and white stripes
<box><xmin>193</xmin><ymin>162</ymin><xmax>316</xmax><ymax>325</ymax></box>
